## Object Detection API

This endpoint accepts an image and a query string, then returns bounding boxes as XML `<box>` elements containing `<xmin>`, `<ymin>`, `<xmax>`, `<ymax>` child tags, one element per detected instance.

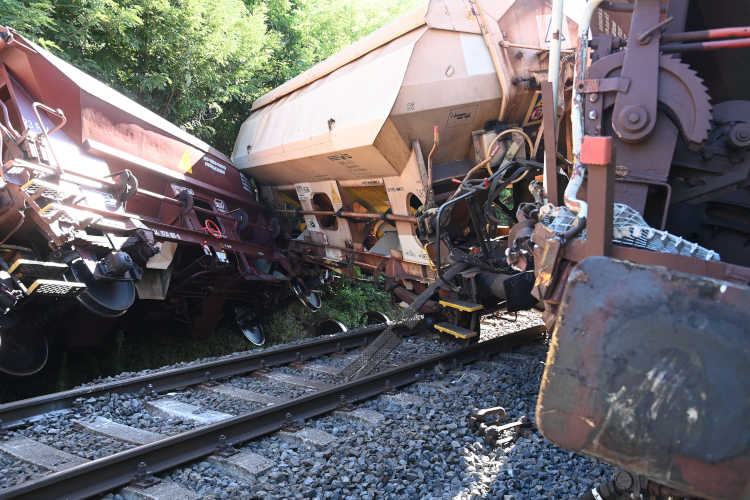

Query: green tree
<box><xmin>0</xmin><ymin>0</ymin><xmax>56</xmax><ymax>41</ymax></box>
<box><xmin>295</xmin><ymin>0</ymin><xmax>423</xmax><ymax>69</ymax></box>
<box><xmin>1</xmin><ymin>0</ymin><xmax>423</xmax><ymax>153</ymax></box>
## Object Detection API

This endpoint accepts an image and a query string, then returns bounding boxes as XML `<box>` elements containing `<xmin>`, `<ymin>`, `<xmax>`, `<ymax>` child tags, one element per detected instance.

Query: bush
<box><xmin>263</xmin><ymin>274</ymin><xmax>396</xmax><ymax>343</ymax></box>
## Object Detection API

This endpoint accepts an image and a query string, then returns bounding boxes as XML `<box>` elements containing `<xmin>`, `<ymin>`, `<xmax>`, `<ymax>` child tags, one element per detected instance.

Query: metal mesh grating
<box><xmin>338</xmin><ymin>295</ymin><xmax>427</xmax><ymax>381</ymax></box>
<box><xmin>540</xmin><ymin>203</ymin><xmax>721</xmax><ymax>261</ymax></box>
<box><xmin>27</xmin><ymin>279</ymin><xmax>86</xmax><ymax>297</ymax></box>
<box><xmin>10</xmin><ymin>259</ymin><xmax>68</xmax><ymax>281</ymax></box>
<box><xmin>22</xmin><ymin>178</ymin><xmax>78</xmax><ymax>202</ymax></box>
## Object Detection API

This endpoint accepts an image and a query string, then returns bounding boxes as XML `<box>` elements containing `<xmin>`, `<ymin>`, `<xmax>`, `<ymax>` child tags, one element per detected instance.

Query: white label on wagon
<box><xmin>240</xmin><ymin>173</ymin><xmax>254</xmax><ymax>194</ymax></box>
<box><xmin>155</xmin><ymin>229</ymin><xmax>182</xmax><ymax>240</ymax></box>
<box><xmin>204</xmin><ymin>157</ymin><xmax>227</xmax><ymax>175</ymax></box>
<box><xmin>295</xmin><ymin>183</ymin><xmax>313</xmax><ymax>201</ymax></box>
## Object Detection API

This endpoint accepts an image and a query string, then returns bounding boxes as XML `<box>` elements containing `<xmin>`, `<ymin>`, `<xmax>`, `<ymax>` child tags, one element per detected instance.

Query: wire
<box><xmin>449</xmin><ymin>128</ymin><xmax>536</xmax><ymax>201</ymax></box>
<box><xmin>203</xmin><ymin>219</ymin><xmax>223</xmax><ymax>239</ymax></box>
<box><xmin>484</xmin><ymin>128</ymin><xmax>535</xmax><ymax>175</ymax></box>
<box><xmin>482</xmin><ymin>160</ymin><xmax>543</xmax><ymax>225</ymax></box>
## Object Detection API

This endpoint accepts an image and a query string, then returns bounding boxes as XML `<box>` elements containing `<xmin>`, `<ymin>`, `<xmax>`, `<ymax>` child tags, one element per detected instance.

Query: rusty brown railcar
<box><xmin>529</xmin><ymin>1</ymin><xmax>750</xmax><ymax>499</ymax></box>
<box><xmin>0</xmin><ymin>28</ymin><xmax>292</xmax><ymax>375</ymax></box>
<box><xmin>234</xmin><ymin>0</ymin><xmax>749</xmax><ymax>498</ymax></box>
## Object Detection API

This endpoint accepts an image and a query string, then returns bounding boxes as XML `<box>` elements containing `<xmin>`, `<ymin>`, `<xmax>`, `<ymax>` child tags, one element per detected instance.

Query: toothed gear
<box><xmin>589</xmin><ymin>52</ymin><xmax>713</xmax><ymax>146</ymax></box>
<box><xmin>656</xmin><ymin>55</ymin><xmax>712</xmax><ymax>145</ymax></box>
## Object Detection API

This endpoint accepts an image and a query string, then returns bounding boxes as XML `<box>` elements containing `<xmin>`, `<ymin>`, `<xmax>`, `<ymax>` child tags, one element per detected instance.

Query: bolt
<box><xmin>619</xmin><ymin>105</ymin><xmax>650</xmax><ymax>133</ymax></box>
<box><xmin>588</xmin><ymin>110</ymin><xmax>598</xmax><ymax>120</ymax></box>
<box><xmin>728</xmin><ymin>123</ymin><xmax>750</xmax><ymax>149</ymax></box>
<box><xmin>589</xmin><ymin>93</ymin><xmax>599</xmax><ymax>103</ymax></box>
<box><xmin>614</xmin><ymin>471</ymin><xmax>635</xmax><ymax>492</ymax></box>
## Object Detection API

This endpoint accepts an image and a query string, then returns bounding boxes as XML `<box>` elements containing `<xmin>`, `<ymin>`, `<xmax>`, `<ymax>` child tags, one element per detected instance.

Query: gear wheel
<box><xmin>589</xmin><ymin>52</ymin><xmax>712</xmax><ymax>146</ymax></box>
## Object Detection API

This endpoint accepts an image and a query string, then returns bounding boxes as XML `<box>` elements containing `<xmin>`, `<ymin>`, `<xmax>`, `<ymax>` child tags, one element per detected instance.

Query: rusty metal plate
<box><xmin>536</xmin><ymin>256</ymin><xmax>750</xmax><ymax>500</ymax></box>
<box><xmin>575</xmin><ymin>77</ymin><xmax>630</xmax><ymax>94</ymax></box>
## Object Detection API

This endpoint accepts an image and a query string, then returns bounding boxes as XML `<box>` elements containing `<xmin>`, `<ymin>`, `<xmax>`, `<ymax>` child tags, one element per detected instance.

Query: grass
<box><xmin>0</xmin><ymin>275</ymin><xmax>396</xmax><ymax>403</ymax></box>
<box><xmin>264</xmin><ymin>274</ymin><xmax>396</xmax><ymax>343</ymax></box>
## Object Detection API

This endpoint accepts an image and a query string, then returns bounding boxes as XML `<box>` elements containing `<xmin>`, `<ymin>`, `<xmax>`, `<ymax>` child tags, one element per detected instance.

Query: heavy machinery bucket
<box><xmin>536</xmin><ymin>256</ymin><xmax>750</xmax><ymax>500</ymax></box>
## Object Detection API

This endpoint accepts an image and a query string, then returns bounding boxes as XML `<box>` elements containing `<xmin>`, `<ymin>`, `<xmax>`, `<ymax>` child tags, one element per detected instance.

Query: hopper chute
<box><xmin>233</xmin><ymin>0</ymin><xmax>579</xmax><ymax>186</ymax></box>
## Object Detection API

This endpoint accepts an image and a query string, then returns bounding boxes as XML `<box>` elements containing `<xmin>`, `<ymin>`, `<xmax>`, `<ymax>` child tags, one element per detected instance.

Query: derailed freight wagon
<box><xmin>0</xmin><ymin>28</ymin><xmax>291</xmax><ymax>375</ymax></box>
<box><xmin>233</xmin><ymin>0</ymin><xmax>582</xmax><ymax>338</ymax></box>
<box><xmin>234</xmin><ymin>0</ymin><xmax>750</xmax><ymax>498</ymax></box>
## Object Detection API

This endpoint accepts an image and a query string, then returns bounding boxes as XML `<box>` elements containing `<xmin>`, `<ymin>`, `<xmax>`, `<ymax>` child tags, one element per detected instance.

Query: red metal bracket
<box><xmin>580</xmin><ymin>136</ymin><xmax>613</xmax><ymax>166</ymax></box>
<box><xmin>581</xmin><ymin>136</ymin><xmax>614</xmax><ymax>256</ymax></box>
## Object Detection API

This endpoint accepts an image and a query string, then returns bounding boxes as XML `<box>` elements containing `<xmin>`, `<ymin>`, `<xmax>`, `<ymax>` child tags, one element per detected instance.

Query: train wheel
<box><xmin>314</xmin><ymin>318</ymin><xmax>347</xmax><ymax>336</ymax></box>
<box><xmin>70</xmin><ymin>261</ymin><xmax>135</xmax><ymax>318</ymax></box>
<box><xmin>291</xmin><ymin>281</ymin><xmax>322</xmax><ymax>311</ymax></box>
<box><xmin>361</xmin><ymin>310</ymin><xmax>390</xmax><ymax>326</ymax></box>
<box><xmin>234</xmin><ymin>306</ymin><xmax>265</xmax><ymax>346</ymax></box>
<box><xmin>0</xmin><ymin>330</ymin><xmax>49</xmax><ymax>376</ymax></box>
<box><xmin>239</xmin><ymin>322</ymin><xmax>265</xmax><ymax>346</ymax></box>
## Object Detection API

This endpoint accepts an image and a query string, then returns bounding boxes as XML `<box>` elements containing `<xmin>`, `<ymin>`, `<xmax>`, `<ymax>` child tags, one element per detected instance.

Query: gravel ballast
<box><xmin>123</xmin><ymin>315</ymin><xmax>610</xmax><ymax>499</ymax></box>
<box><xmin>3</xmin><ymin>312</ymin><xmax>613</xmax><ymax>498</ymax></box>
<box><xmin>0</xmin><ymin>447</ymin><xmax>44</xmax><ymax>491</ymax></box>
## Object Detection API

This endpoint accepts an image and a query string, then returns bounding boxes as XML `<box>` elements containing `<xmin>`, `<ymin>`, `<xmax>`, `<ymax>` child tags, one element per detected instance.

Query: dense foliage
<box><xmin>1</xmin><ymin>0</ymin><xmax>422</xmax><ymax>152</ymax></box>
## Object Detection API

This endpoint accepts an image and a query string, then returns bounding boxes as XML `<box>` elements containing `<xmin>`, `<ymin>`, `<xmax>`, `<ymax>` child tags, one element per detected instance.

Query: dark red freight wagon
<box><xmin>0</xmin><ymin>27</ymin><xmax>295</xmax><ymax>375</ymax></box>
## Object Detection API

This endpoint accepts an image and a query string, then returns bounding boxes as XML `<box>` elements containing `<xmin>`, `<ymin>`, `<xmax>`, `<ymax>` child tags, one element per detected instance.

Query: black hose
<box><xmin>434</xmin><ymin>159</ymin><xmax>543</xmax><ymax>280</ymax></box>
<box><xmin>482</xmin><ymin>160</ymin><xmax>543</xmax><ymax>225</ymax></box>
<box><xmin>561</xmin><ymin>216</ymin><xmax>587</xmax><ymax>242</ymax></box>
<box><xmin>435</xmin><ymin>190</ymin><xmax>476</xmax><ymax>282</ymax></box>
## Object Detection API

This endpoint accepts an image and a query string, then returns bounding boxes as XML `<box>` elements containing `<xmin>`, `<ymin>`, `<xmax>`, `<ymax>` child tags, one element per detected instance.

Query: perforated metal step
<box><xmin>439</xmin><ymin>299</ymin><xmax>483</xmax><ymax>312</ymax></box>
<box><xmin>434</xmin><ymin>322</ymin><xmax>477</xmax><ymax>340</ymax></box>
<box><xmin>9</xmin><ymin>259</ymin><xmax>68</xmax><ymax>281</ymax></box>
<box><xmin>26</xmin><ymin>279</ymin><xmax>86</xmax><ymax>298</ymax></box>
<box><xmin>21</xmin><ymin>177</ymin><xmax>79</xmax><ymax>202</ymax></box>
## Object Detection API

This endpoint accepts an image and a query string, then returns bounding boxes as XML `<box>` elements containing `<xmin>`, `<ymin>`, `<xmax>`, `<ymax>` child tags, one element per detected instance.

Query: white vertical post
<box><xmin>544</xmin><ymin>0</ymin><xmax>565</xmax><ymax>201</ymax></box>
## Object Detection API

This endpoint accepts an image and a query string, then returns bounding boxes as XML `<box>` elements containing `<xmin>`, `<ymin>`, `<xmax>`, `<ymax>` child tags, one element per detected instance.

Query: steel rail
<box><xmin>0</xmin><ymin>325</ymin><xmax>544</xmax><ymax>500</ymax></box>
<box><xmin>0</xmin><ymin>324</ymin><xmax>389</xmax><ymax>430</ymax></box>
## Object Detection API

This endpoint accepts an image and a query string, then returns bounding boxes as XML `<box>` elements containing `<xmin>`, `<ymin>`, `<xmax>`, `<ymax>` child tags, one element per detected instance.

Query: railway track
<box><xmin>0</xmin><ymin>321</ymin><xmax>548</xmax><ymax>499</ymax></box>
<box><xmin>0</xmin><ymin>323</ymin><xmax>393</xmax><ymax>431</ymax></box>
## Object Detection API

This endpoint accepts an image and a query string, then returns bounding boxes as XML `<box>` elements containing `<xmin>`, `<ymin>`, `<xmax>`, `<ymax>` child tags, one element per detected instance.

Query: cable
<box><xmin>203</xmin><ymin>219</ymin><xmax>223</xmax><ymax>239</ymax></box>
<box><xmin>449</xmin><ymin>129</ymin><xmax>535</xmax><ymax>201</ymax></box>
<box><xmin>484</xmin><ymin>128</ymin><xmax>535</xmax><ymax>175</ymax></box>
<box><xmin>482</xmin><ymin>160</ymin><xmax>543</xmax><ymax>225</ymax></box>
